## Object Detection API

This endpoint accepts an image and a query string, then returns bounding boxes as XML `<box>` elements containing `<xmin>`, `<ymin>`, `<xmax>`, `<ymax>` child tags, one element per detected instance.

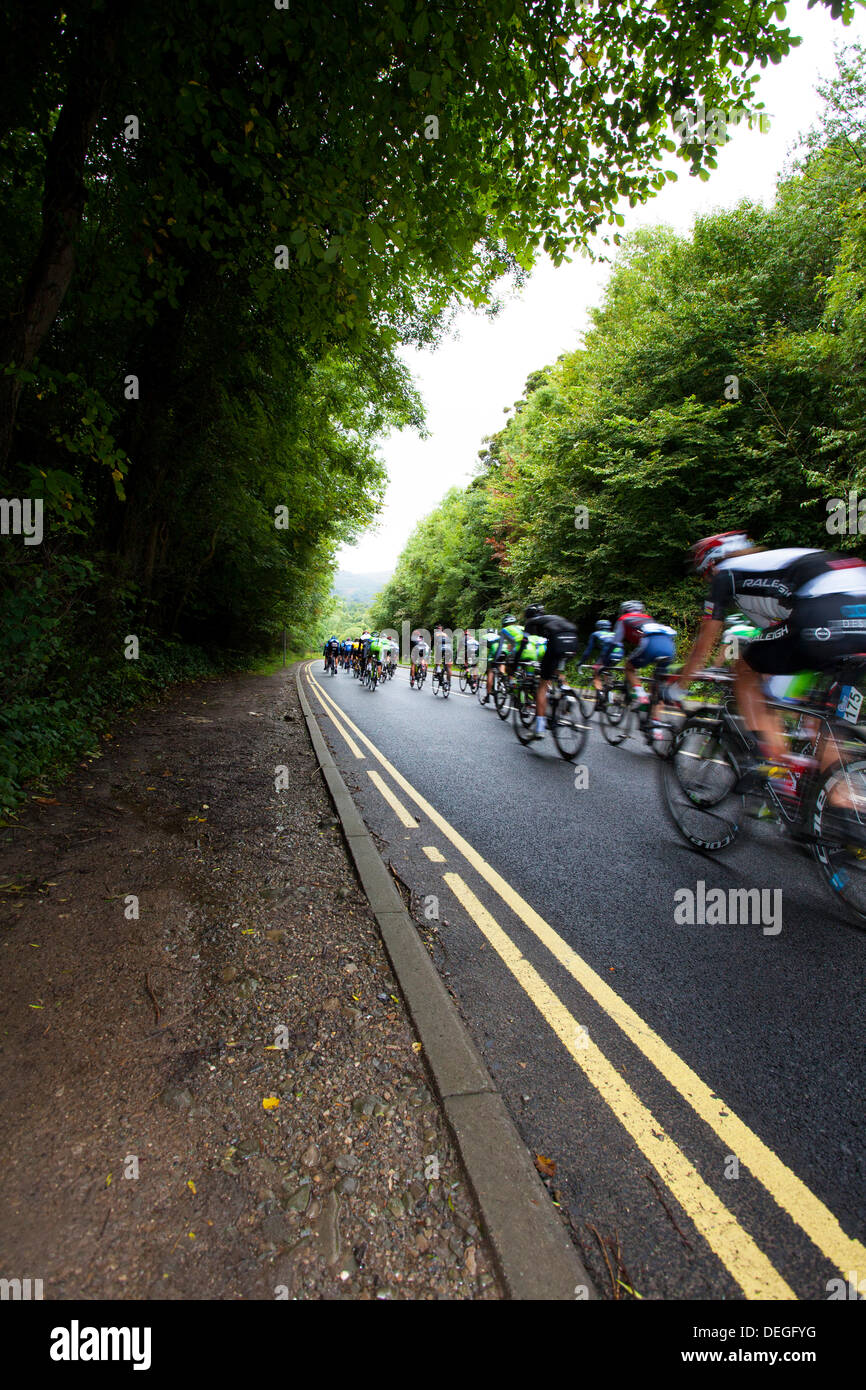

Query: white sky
<box><xmin>337</xmin><ymin>0</ymin><xmax>866</xmax><ymax>574</ymax></box>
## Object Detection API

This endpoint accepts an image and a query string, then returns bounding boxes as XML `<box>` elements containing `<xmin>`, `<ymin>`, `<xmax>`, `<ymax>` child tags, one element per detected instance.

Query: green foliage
<box><xmin>375</xmin><ymin>47</ymin><xmax>866</xmax><ymax>645</ymax></box>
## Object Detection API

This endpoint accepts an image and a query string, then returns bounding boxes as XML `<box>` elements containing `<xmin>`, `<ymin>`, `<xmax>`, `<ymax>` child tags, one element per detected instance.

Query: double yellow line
<box><xmin>305</xmin><ymin>664</ymin><xmax>865</xmax><ymax>1298</ymax></box>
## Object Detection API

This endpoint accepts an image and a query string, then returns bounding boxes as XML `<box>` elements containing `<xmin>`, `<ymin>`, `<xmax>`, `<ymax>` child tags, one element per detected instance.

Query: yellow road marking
<box><xmin>308</xmin><ymin>665</ymin><xmax>866</xmax><ymax>1279</ymax></box>
<box><xmin>305</xmin><ymin>669</ymin><xmax>364</xmax><ymax>758</ymax></box>
<box><xmin>367</xmin><ymin>769</ymin><xmax>417</xmax><ymax>828</ymax></box>
<box><xmin>423</xmin><ymin>846</ymin><xmax>446</xmax><ymax>862</ymax></box>
<box><xmin>444</xmin><ymin>871</ymin><xmax>794</xmax><ymax>1301</ymax></box>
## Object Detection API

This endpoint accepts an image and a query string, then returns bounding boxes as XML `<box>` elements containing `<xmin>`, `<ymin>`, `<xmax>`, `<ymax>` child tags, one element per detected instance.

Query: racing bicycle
<box><xmin>458</xmin><ymin>662</ymin><xmax>481</xmax><ymax>695</ymax></box>
<box><xmin>510</xmin><ymin>666</ymin><xmax>588</xmax><ymax>761</ymax></box>
<box><xmin>661</xmin><ymin>657</ymin><xmax>866</xmax><ymax>926</ymax></box>
<box><xmin>431</xmin><ymin>663</ymin><xmax>451</xmax><ymax>698</ymax></box>
<box><xmin>600</xmin><ymin>665</ymin><xmax>677</xmax><ymax>758</ymax></box>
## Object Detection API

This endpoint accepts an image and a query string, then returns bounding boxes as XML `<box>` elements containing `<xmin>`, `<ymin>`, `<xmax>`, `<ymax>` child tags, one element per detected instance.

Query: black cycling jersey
<box><xmin>524</xmin><ymin>613</ymin><xmax>578</xmax><ymax>640</ymax></box>
<box><xmin>705</xmin><ymin>548</ymin><xmax>866</xmax><ymax>627</ymax></box>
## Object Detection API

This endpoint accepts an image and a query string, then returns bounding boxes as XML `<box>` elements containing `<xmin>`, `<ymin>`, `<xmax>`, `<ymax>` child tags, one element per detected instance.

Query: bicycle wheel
<box><xmin>494</xmin><ymin>672</ymin><xmax>511</xmax><ymax>721</ymax></box>
<box><xmin>575</xmin><ymin>666</ymin><xmax>598</xmax><ymax>720</ymax></box>
<box><xmin>601</xmin><ymin>690</ymin><xmax>633</xmax><ymax>745</ymax></box>
<box><xmin>476</xmin><ymin>676</ymin><xmax>491</xmax><ymax>705</ymax></box>
<box><xmin>432</xmin><ymin>669</ymin><xmax>441</xmax><ymax>696</ymax></box>
<box><xmin>809</xmin><ymin>758</ymin><xmax>866</xmax><ymax>927</ymax></box>
<box><xmin>649</xmin><ymin>720</ymin><xmax>676</xmax><ymax>760</ymax></box>
<box><xmin>551</xmin><ymin>688</ymin><xmax>589</xmax><ymax>762</ymax></box>
<box><xmin>513</xmin><ymin>681</ymin><xmax>537</xmax><ymax>745</ymax></box>
<box><xmin>661</xmin><ymin>718</ymin><xmax>742</xmax><ymax>851</ymax></box>
<box><xmin>458</xmin><ymin>668</ymin><xmax>468</xmax><ymax>694</ymax></box>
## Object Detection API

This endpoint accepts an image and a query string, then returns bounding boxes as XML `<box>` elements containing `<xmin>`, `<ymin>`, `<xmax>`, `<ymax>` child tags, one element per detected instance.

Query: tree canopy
<box><xmin>371</xmin><ymin>44</ymin><xmax>866</xmax><ymax>642</ymax></box>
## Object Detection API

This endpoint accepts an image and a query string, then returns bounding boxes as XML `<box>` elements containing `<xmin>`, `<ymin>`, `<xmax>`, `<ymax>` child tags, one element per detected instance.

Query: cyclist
<box><xmin>410</xmin><ymin>629</ymin><xmax>430</xmax><ymax>687</ymax></box>
<box><xmin>323</xmin><ymin>634</ymin><xmax>340</xmax><ymax>673</ymax></box>
<box><xmin>579</xmin><ymin>618</ymin><xmax>624</xmax><ymax>706</ymax></box>
<box><xmin>480</xmin><ymin>615</ymin><xmax>522</xmax><ymax>704</ymax></box>
<box><xmin>517</xmin><ymin>604</ymin><xmax>579</xmax><ymax>740</ymax></box>
<box><xmin>669</xmin><ymin>532</ymin><xmax>866</xmax><ymax>779</ymax></box>
<box><xmin>432</xmin><ymin>623</ymin><xmax>454</xmax><ymax>690</ymax></box>
<box><xmin>370</xmin><ymin>631</ymin><xmax>390</xmax><ymax>684</ymax></box>
<box><xmin>463</xmin><ymin>628</ymin><xmax>480</xmax><ymax>672</ymax></box>
<box><xmin>358</xmin><ymin>628</ymin><xmax>372</xmax><ymax>679</ymax></box>
<box><xmin>613</xmin><ymin>602</ymin><xmax>677</xmax><ymax>722</ymax></box>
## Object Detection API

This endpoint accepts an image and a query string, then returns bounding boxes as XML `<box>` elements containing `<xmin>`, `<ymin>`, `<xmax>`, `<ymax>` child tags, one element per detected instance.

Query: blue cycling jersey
<box><xmin>579</xmin><ymin>631</ymin><xmax>623</xmax><ymax>664</ymax></box>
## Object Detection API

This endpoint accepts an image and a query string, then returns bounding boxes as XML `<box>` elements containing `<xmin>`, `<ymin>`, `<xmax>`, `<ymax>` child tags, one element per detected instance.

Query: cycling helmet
<box><xmin>691</xmin><ymin>531</ymin><xmax>753</xmax><ymax>575</ymax></box>
<box><xmin>619</xmin><ymin>601</ymin><xmax>644</xmax><ymax>615</ymax></box>
<box><xmin>503</xmin><ymin>614</ymin><xmax>517</xmax><ymax>625</ymax></box>
<box><xmin>524</xmin><ymin>603</ymin><xmax>545</xmax><ymax>622</ymax></box>
<box><xmin>594</xmin><ymin>618</ymin><xmax>612</xmax><ymax>631</ymax></box>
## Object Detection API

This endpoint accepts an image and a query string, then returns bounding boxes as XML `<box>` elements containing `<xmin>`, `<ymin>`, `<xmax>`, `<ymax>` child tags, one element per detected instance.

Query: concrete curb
<box><xmin>295</xmin><ymin>661</ymin><xmax>597</xmax><ymax>1301</ymax></box>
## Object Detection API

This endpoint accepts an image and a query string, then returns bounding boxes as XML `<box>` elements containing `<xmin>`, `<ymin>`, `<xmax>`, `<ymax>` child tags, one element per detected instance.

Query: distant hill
<box><xmin>333</xmin><ymin>569</ymin><xmax>392</xmax><ymax>603</ymax></box>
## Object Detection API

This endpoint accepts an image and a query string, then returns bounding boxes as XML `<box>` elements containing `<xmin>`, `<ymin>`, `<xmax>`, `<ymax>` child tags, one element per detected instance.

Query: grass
<box><xmin>247</xmin><ymin>650</ymin><xmax>314</xmax><ymax>676</ymax></box>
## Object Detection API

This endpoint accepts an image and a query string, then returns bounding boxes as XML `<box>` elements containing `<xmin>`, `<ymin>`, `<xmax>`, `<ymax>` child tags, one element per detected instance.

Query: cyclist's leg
<box><xmin>627</xmin><ymin>638</ymin><xmax>649</xmax><ymax>696</ymax></box>
<box><xmin>738</xmin><ymin>635</ymin><xmax>795</xmax><ymax>764</ymax></box>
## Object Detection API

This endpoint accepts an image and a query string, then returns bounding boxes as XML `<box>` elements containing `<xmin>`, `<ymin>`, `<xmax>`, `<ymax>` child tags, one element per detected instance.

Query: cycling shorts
<box><xmin>539</xmin><ymin>631</ymin><xmax>578</xmax><ymax>680</ymax></box>
<box><xmin>630</xmin><ymin>631</ymin><xmax>675</xmax><ymax>670</ymax></box>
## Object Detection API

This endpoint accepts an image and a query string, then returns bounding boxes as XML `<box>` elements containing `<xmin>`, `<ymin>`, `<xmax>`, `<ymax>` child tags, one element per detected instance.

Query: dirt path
<box><xmin>0</xmin><ymin>667</ymin><xmax>501</xmax><ymax>1300</ymax></box>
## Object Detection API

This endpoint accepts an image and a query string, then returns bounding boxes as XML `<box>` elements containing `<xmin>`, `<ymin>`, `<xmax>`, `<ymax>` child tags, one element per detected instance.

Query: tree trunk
<box><xmin>0</xmin><ymin>7</ymin><xmax>120</xmax><ymax>468</ymax></box>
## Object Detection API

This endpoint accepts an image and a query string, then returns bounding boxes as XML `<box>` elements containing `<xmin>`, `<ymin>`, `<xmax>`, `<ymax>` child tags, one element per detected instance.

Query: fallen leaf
<box><xmin>187</xmin><ymin>1180</ymin><xmax>197</xmax><ymax>1194</ymax></box>
<box><xmin>534</xmin><ymin>1154</ymin><xmax>556</xmax><ymax>1179</ymax></box>
<box><xmin>262</xmin><ymin>1097</ymin><xmax>280</xmax><ymax>1110</ymax></box>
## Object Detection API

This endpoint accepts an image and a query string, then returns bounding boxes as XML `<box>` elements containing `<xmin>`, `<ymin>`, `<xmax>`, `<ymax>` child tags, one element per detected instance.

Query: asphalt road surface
<box><xmin>303</xmin><ymin>659</ymin><xmax>866</xmax><ymax>1302</ymax></box>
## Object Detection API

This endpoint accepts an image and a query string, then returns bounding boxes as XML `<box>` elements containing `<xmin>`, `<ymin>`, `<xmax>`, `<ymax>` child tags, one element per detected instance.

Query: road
<box><xmin>303</xmin><ymin>660</ymin><xmax>866</xmax><ymax>1301</ymax></box>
